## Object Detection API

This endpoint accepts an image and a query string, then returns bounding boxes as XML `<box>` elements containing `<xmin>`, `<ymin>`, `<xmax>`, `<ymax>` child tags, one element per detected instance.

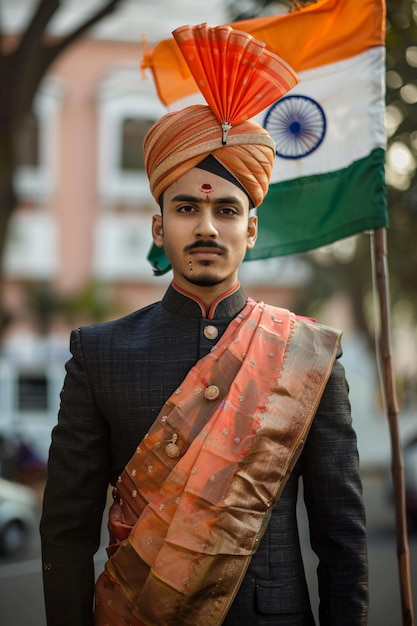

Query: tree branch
<box><xmin>14</xmin><ymin>0</ymin><xmax>59</xmax><ymax>63</ymax></box>
<box><xmin>45</xmin><ymin>0</ymin><xmax>124</xmax><ymax>62</ymax></box>
<box><xmin>9</xmin><ymin>0</ymin><xmax>123</xmax><ymax>131</ymax></box>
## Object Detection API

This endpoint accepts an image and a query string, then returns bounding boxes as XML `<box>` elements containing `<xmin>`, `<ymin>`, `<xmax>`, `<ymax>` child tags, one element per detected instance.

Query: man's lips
<box><xmin>190</xmin><ymin>247</ymin><xmax>222</xmax><ymax>255</ymax></box>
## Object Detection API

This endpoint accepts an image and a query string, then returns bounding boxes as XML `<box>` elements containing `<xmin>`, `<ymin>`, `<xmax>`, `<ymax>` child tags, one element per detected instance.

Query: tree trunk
<box><xmin>0</xmin><ymin>149</ymin><xmax>17</xmax><ymax>334</ymax></box>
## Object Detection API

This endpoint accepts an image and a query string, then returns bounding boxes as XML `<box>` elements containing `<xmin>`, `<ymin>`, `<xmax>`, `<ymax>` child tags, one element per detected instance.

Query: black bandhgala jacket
<box><xmin>40</xmin><ymin>284</ymin><xmax>368</xmax><ymax>626</ymax></box>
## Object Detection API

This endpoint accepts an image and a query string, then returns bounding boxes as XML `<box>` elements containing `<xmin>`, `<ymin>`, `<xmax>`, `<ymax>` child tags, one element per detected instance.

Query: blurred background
<box><xmin>0</xmin><ymin>1</ymin><xmax>416</xmax><ymax>625</ymax></box>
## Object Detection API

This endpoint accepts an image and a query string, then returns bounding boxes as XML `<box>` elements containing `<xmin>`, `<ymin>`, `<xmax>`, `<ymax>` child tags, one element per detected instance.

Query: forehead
<box><xmin>164</xmin><ymin>167</ymin><xmax>250</xmax><ymax>206</ymax></box>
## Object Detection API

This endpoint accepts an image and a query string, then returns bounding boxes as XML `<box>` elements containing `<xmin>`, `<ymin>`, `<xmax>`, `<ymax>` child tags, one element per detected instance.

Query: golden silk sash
<box><xmin>94</xmin><ymin>300</ymin><xmax>341</xmax><ymax>626</ymax></box>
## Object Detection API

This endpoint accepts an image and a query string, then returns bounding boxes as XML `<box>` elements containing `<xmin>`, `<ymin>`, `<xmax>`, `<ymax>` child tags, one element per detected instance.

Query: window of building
<box><xmin>94</xmin><ymin>68</ymin><xmax>169</xmax><ymax>281</ymax></box>
<box><xmin>17</xmin><ymin>373</ymin><xmax>49</xmax><ymax>412</ymax></box>
<box><xmin>120</xmin><ymin>117</ymin><xmax>154</xmax><ymax>172</ymax></box>
<box><xmin>97</xmin><ymin>67</ymin><xmax>166</xmax><ymax>203</ymax></box>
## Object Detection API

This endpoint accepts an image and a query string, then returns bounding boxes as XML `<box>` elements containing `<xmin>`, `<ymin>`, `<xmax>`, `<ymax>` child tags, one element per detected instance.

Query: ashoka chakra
<box><xmin>264</xmin><ymin>95</ymin><xmax>326</xmax><ymax>159</ymax></box>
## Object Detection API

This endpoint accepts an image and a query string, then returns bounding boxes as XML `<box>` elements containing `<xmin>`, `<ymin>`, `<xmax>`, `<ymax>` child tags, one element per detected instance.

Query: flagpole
<box><xmin>371</xmin><ymin>227</ymin><xmax>414</xmax><ymax>626</ymax></box>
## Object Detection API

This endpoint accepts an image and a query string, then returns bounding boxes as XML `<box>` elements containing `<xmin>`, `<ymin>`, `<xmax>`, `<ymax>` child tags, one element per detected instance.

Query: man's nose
<box><xmin>195</xmin><ymin>211</ymin><xmax>218</xmax><ymax>238</ymax></box>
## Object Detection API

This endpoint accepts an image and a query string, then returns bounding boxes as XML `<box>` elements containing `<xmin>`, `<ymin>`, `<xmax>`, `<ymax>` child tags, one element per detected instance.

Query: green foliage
<box><xmin>384</xmin><ymin>0</ymin><xmax>417</xmax><ymax>310</ymax></box>
<box><xmin>25</xmin><ymin>282</ymin><xmax>114</xmax><ymax>335</ymax></box>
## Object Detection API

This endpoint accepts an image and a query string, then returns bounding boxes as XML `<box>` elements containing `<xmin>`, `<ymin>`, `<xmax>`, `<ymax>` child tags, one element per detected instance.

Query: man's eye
<box><xmin>219</xmin><ymin>207</ymin><xmax>238</xmax><ymax>215</ymax></box>
<box><xmin>178</xmin><ymin>205</ymin><xmax>196</xmax><ymax>212</ymax></box>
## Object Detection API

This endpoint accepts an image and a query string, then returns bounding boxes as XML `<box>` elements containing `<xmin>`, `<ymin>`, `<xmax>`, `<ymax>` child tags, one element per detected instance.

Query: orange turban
<box><xmin>142</xmin><ymin>23</ymin><xmax>299</xmax><ymax>209</ymax></box>
<box><xmin>143</xmin><ymin>104</ymin><xmax>275</xmax><ymax>208</ymax></box>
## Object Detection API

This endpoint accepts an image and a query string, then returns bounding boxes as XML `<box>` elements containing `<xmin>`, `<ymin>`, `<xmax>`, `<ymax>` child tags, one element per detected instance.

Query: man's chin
<box><xmin>183</xmin><ymin>271</ymin><xmax>223</xmax><ymax>288</ymax></box>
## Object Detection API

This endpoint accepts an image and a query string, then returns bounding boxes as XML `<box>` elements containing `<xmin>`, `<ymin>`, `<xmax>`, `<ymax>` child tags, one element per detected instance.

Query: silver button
<box><xmin>204</xmin><ymin>325</ymin><xmax>219</xmax><ymax>340</ymax></box>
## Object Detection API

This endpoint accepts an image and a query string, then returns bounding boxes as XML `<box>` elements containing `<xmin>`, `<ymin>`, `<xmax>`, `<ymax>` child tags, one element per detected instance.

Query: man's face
<box><xmin>152</xmin><ymin>167</ymin><xmax>257</xmax><ymax>298</ymax></box>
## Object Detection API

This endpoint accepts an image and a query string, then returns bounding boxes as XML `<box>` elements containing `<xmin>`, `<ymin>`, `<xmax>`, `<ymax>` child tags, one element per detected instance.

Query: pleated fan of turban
<box><xmin>143</xmin><ymin>23</ymin><xmax>299</xmax><ymax>208</ymax></box>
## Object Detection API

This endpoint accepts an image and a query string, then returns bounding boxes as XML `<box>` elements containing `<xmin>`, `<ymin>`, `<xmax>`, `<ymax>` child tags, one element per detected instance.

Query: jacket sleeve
<box><xmin>301</xmin><ymin>355</ymin><xmax>369</xmax><ymax>626</ymax></box>
<box><xmin>40</xmin><ymin>329</ymin><xmax>111</xmax><ymax>626</ymax></box>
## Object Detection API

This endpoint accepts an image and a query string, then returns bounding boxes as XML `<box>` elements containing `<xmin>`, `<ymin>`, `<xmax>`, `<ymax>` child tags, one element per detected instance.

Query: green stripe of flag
<box><xmin>246</xmin><ymin>147</ymin><xmax>387</xmax><ymax>260</ymax></box>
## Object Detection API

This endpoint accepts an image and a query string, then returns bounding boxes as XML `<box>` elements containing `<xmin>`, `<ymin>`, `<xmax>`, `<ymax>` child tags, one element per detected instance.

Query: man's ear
<box><xmin>152</xmin><ymin>214</ymin><xmax>164</xmax><ymax>248</ymax></box>
<box><xmin>246</xmin><ymin>215</ymin><xmax>258</xmax><ymax>250</ymax></box>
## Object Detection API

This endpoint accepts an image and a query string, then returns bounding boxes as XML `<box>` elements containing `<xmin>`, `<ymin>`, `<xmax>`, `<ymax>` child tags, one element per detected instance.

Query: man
<box><xmin>40</xmin><ymin>24</ymin><xmax>368</xmax><ymax>626</ymax></box>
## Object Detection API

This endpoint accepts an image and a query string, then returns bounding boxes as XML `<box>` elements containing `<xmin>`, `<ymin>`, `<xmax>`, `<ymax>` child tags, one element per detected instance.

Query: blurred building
<box><xmin>0</xmin><ymin>1</ymin><xmax>311</xmax><ymax>457</ymax></box>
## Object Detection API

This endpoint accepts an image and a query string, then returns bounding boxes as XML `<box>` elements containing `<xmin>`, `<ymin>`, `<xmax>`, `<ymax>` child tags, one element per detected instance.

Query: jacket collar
<box><xmin>162</xmin><ymin>281</ymin><xmax>247</xmax><ymax>320</ymax></box>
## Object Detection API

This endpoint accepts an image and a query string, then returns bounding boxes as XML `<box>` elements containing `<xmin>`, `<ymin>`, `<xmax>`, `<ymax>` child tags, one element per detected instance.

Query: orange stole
<box><xmin>94</xmin><ymin>301</ymin><xmax>341</xmax><ymax>625</ymax></box>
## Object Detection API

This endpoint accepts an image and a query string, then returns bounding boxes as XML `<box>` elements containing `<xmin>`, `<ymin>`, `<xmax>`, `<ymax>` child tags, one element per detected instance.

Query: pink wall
<box><xmin>49</xmin><ymin>38</ymin><xmax>141</xmax><ymax>295</ymax></box>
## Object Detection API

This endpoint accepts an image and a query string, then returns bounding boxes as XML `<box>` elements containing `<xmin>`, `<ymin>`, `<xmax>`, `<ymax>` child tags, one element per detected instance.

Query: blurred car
<box><xmin>403</xmin><ymin>434</ymin><xmax>417</xmax><ymax>526</ymax></box>
<box><xmin>0</xmin><ymin>432</ymin><xmax>47</xmax><ymax>485</ymax></box>
<box><xmin>0</xmin><ymin>477</ymin><xmax>38</xmax><ymax>555</ymax></box>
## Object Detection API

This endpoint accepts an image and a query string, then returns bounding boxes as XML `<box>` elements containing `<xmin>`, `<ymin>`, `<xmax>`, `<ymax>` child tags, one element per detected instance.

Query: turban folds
<box><xmin>143</xmin><ymin>104</ymin><xmax>276</xmax><ymax>208</ymax></box>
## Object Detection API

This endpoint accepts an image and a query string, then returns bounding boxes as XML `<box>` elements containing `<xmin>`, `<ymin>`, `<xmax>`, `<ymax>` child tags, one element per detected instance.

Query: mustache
<box><xmin>184</xmin><ymin>240</ymin><xmax>227</xmax><ymax>254</ymax></box>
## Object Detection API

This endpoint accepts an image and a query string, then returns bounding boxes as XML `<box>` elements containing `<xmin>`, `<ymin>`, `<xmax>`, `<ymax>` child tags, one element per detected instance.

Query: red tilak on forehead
<box><xmin>200</xmin><ymin>183</ymin><xmax>213</xmax><ymax>203</ymax></box>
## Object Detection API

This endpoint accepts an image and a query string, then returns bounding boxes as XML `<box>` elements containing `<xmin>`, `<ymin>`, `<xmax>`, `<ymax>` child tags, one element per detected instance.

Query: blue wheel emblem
<box><xmin>264</xmin><ymin>95</ymin><xmax>326</xmax><ymax>159</ymax></box>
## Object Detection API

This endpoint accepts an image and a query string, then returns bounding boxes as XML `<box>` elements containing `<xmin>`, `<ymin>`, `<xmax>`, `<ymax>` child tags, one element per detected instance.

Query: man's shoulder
<box><xmin>76</xmin><ymin>301</ymin><xmax>163</xmax><ymax>340</ymax></box>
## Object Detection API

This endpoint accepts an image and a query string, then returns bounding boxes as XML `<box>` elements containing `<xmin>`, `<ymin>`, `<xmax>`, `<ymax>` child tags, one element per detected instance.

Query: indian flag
<box><xmin>142</xmin><ymin>0</ymin><xmax>387</xmax><ymax>265</ymax></box>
